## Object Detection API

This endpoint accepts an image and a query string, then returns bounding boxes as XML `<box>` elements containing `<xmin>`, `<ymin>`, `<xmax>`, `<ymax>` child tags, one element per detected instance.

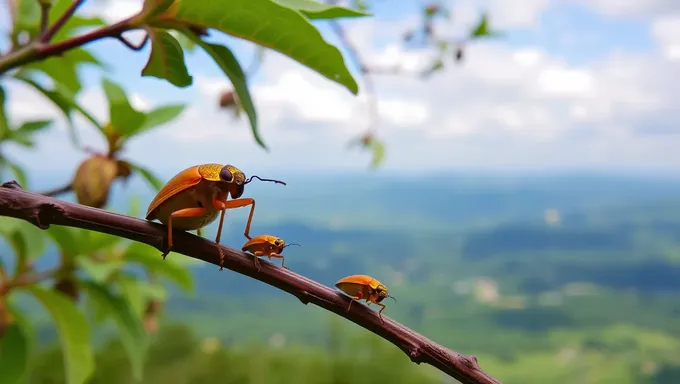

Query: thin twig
<box><xmin>0</xmin><ymin>181</ymin><xmax>502</xmax><ymax>384</ymax></box>
<box><xmin>116</xmin><ymin>33</ymin><xmax>150</xmax><ymax>51</ymax></box>
<box><xmin>40</xmin><ymin>0</ymin><xmax>87</xmax><ymax>43</ymax></box>
<box><xmin>0</xmin><ymin>266</ymin><xmax>61</xmax><ymax>295</ymax></box>
<box><xmin>38</xmin><ymin>183</ymin><xmax>73</xmax><ymax>197</ymax></box>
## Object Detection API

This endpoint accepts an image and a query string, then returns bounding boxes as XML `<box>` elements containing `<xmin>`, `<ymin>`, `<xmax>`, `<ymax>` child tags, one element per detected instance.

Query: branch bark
<box><xmin>0</xmin><ymin>181</ymin><xmax>502</xmax><ymax>384</ymax></box>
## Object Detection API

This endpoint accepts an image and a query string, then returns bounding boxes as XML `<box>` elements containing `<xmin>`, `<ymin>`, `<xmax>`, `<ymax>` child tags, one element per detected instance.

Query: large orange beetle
<box><xmin>145</xmin><ymin>163</ymin><xmax>285</xmax><ymax>269</ymax></box>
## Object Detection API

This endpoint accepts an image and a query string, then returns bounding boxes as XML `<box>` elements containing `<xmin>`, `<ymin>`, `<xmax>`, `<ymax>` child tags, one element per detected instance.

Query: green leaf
<box><xmin>82</xmin><ymin>281</ymin><xmax>149</xmax><ymax>381</ymax></box>
<box><xmin>0</xmin><ymin>306</ymin><xmax>30</xmax><ymax>384</ymax></box>
<box><xmin>101</xmin><ymin>78</ymin><xmax>147</xmax><ymax>136</ymax></box>
<box><xmin>370</xmin><ymin>138</ymin><xmax>385</xmax><ymax>168</ymax></box>
<box><xmin>123</xmin><ymin>242</ymin><xmax>194</xmax><ymax>293</ymax></box>
<box><xmin>11</xmin><ymin>0</ymin><xmax>41</xmax><ymax>42</ymax></box>
<box><xmin>12</xmin><ymin>73</ymin><xmax>104</xmax><ymax>142</ymax></box>
<box><xmin>119</xmin><ymin>276</ymin><xmax>167</xmax><ymax>317</ymax></box>
<box><xmin>275</xmin><ymin>0</ymin><xmax>372</xmax><ymax>19</ymax></box>
<box><xmin>24</xmin><ymin>287</ymin><xmax>94</xmax><ymax>384</ymax></box>
<box><xmin>142</xmin><ymin>28</ymin><xmax>193</xmax><ymax>88</ymax></box>
<box><xmin>45</xmin><ymin>226</ymin><xmax>83</xmax><ymax>258</ymax></box>
<box><xmin>75</xmin><ymin>258</ymin><xmax>124</xmax><ymax>283</ymax></box>
<box><xmin>171</xmin><ymin>30</ymin><xmax>199</xmax><ymax>52</ymax></box>
<box><xmin>124</xmin><ymin>162</ymin><xmax>164</xmax><ymax>192</ymax></box>
<box><xmin>9</xmin><ymin>120</ymin><xmax>53</xmax><ymax>148</ymax></box>
<box><xmin>134</xmin><ymin>104</ymin><xmax>186</xmax><ymax>136</ymax></box>
<box><xmin>469</xmin><ymin>13</ymin><xmax>501</xmax><ymax>39</ymax></box>
<box><xmin>79</xmin><ymin>231</ymin><xmax>122</xmax><ymax>255</ymax></box>
<box><xmin>143</xmin><ymin>0</ymin><xmax>177</xmax><ymax>20</ymax></box>
<box><xmin>6</xmin><ymin>161</ymin><xmax>28</xmax><ymax>190</ymax></box>
<box><xmin>159</xmin><ymin>0</ymin><xmax>359</xmax><ymax>94</ymax></box>
<box><xmin>0</xmin><ymin>218</ymin><xmax>46</xmax><ymax>272</ymax></box>
<box><xmin>23</xmin><ymin>49</ymin><xmax>102</xmax><ymax>95</ymax></box>
<box><xmin>187</xmin><ymin>34</ymin><xmax>266</xmax><ymax>149</ymax></box>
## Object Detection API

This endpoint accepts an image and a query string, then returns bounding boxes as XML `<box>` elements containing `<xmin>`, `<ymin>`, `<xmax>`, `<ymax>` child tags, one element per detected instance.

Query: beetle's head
<box><xmin>220</xmin><ymin>165</ymin><xmax>286</xmax><ymax>199</ymax></box>
<box><xmin>279</xmin><ymin>239</ymin><xmax>301</xmax><ymax>253</ymax></box>
<box><xmin>219</xmin><ymin>165</ymin><xmax>247</xmax><ymax>198</ymax></box>
<box><xmin>373</xmin><ymin>284</ymin><xmax>396</xmax><ymax>304</ymax></box>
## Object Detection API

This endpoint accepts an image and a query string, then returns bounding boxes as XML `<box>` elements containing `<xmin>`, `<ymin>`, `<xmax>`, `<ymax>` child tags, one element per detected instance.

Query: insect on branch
<box><xmin>0</xmin><ymin>181</ymin><xmax>502</xmax><ymax>384</ymax></box>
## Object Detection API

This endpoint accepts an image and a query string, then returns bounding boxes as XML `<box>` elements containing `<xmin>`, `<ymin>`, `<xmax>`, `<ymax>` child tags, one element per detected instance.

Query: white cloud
<box><xmin>565</xmin><ymin>0</ymin><xmax>680</xmax><ymax>19</ymax></box>
<box><xmin>3</xmin><ymin>1</ymin><xmax>680</xmax><ymax>175</ymax></box>
<box><xmin>651</xmin><ymin>14</ymin><xmax>680</xmax><ymax>61</ymax></box>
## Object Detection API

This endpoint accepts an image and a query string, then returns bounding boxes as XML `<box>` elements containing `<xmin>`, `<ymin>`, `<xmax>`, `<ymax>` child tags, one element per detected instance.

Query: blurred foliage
<box><xmin>0</xmin><ymin>0</ymin><xmax>500</xmax><ymax>383</ymax></box>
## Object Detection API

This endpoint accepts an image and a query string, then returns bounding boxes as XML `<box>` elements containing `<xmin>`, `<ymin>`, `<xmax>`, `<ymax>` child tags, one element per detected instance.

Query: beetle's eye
<box><xmin>220</xmin><ymin>167</ymin><xmax>233</xmax><ymax>182</ymax></box>
<box><xmin>275</xmin><ymin>239</ymin><xmax>283</xmax><ymax>246</ymax></box>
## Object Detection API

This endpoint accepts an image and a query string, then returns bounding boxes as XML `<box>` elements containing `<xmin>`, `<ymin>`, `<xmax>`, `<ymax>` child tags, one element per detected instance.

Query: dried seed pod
<box><xmin>219</xmin><ymin>90</ymin><xmax>238</xmax><ymax>109</ymax></box>
<box><xmin>72</xmin><ymin>155</ymin><xmax>120</xmax><ymax>208</ymax></box>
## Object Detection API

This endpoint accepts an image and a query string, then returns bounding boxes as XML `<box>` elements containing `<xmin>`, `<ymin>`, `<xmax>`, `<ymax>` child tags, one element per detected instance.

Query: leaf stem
<box><xmin>40</xmin><ymin>0</ymin><xmax>87</xmax><ymax>43</ymax></box>
<box><xmin>116</xmin><ymin>33</ymin><xmax>150</xmax><ymax>51</ymax></box>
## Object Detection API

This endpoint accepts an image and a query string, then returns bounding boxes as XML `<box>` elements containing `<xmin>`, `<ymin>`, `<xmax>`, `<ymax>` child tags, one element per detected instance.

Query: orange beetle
<box><xmin>241</xmin><ymin>234</ymin><xmax>300</xmax><ymax>271</ymax></box>
<box><xmin>145</xmin><ymin>163</ymin><xmax>285</xmax><ymax>269</ymax></box>
<box><xmin>335</xmin><ymin>274</ymin><xmax>396</xmax><ymax>323</ymax></box>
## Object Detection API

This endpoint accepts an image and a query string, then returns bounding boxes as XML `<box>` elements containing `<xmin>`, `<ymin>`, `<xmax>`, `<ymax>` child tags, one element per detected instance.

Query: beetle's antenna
<box><xmin>283</xmin><ymin>243</ymin><xmax>301</xmax><ymax>249</ymax></box>
<box><xmin>387</xmin><ymin>295</ymin><xmax>396</xmax><ymax>303</ymax></box>
<box><xmin>245</xmin><ymin>175</ymin><xmax>286</xmax><ymax>185</ymax></box>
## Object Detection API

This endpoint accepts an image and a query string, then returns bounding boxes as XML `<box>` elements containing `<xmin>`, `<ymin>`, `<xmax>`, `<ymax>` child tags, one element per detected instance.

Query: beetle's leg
<box><xmin>268</xmin><ymin>253</ymin><xmax>288</xmax><ymax>269</ymax></box>
<box><xmin>211</xmin><ymin>198</ymin><xmax>229</xmax><ymax>270</ymax></box>
<box><xmin>375</xmin><ymin>302</ymin><xmax>387</xmax><ymax>324</ymax></box>
<box><xmin>252</xmin><ymin>251</ymin><xmax>265</xmax><ymax>272</ymax></box>
<box><xmin>196</xmin><ymin>228</ymin><xmax>203</xmax><ymax>237</ymax></box>
<box><xmin>221</xmin><ymin>198</ymin><xmax>255</xmax><ymax>240</ymax></box>
<box><xmin>346</xmin><ymin>291</ymin><xmax>363</xmax><ymax>313</ymax></box>
<box><xmin>162</xmin><ymin>208</ymin><xmax>207</xmax><ymax>259</ymax></box>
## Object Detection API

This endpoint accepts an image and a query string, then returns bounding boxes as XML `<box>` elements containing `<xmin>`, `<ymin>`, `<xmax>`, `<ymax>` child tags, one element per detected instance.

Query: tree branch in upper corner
<box><xmin>0</xmin><ymin>181</ymin><xmax>502</xmax><ymax>384</ymax></box>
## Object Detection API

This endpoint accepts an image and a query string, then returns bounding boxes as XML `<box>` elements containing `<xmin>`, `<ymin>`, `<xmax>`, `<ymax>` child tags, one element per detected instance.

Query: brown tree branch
<box><xmin>39</xmin><ymin>0</ymin><xmax>87</xmax><ymax>43</ymax></box>
<box><xmin>0</xmin><ymin>181</ymin><xmax>502</xmax><ymax>384</ymax></box>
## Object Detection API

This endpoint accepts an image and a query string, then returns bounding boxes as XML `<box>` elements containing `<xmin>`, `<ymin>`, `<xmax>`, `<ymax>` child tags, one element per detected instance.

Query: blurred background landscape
<box><xmin>2</xmin><ymin>0</ymin><xmax>680</xmax><ymax>383</ymax></box>
<box><xmin>8</xmin><ymin>171</ymin><xmax>680</xmax><ymax>383</ymax></box>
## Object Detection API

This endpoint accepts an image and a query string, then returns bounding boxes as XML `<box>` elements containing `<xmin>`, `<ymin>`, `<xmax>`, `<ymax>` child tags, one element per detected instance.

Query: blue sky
<box><xmin>2</xmin><ymin>0</ymin><xmax>680</xmax><ymax>185</ymax></box>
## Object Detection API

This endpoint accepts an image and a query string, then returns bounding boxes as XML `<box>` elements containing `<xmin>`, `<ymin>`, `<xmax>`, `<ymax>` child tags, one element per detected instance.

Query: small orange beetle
<box><xmin>241</xmin><ymin>234</ymin><xmax>300</xmax><ymax>271</ymax></box>
<box><xmin>335</xmin><ymin>274</ymin><xmax>396</xmax><ymax>323</ymax></box>
<box><xmin>145</xmin><ymin>163</ymin><xmax>285</xmax><ymax>270</ymax></box>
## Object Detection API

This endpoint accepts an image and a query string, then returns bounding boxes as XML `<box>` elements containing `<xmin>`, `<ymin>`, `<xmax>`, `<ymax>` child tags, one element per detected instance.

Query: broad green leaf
<box><xmin>142</xmin><ymin>28</ymin><xmax>193</xmax><ymax>88</ymax></box>
<box><xmin>143</xmin><ymin>0</ymin><xmax>177</xmax><ymax>19</ymax></box>
<box><xmin>124</xmin><ymin>162</ymin><xmax>164</xmax><ymax>191</ymax></box>
<box><xmin>123</xmin><ymin>242</ymin><xmax>194</xmax><ymax>293</ymax></box>
<box><xmin>82</xmin><ymin>281</ymin><xmax>149</xmax><ymax>381</ymax></box>
<box><xmin>101</xmin><ymin>78</ymin><xmax>146</xmax><ymax>136</ymax></box>
<box><xmin>370</xmin><ymin>138</ymin><xmax>385</xmax><ymax>169</ymax></box>
<box><xmin>134</xmin><ymin>104</ymin><xmax>186</xmax><ymax>136</ymax></box>
<box><xmin>80</xmin><ymin>231</ymin><xmax>122</xmax><ymax>254</ymax></box>
<box><xmin>187</xmin><ymin>34</ymin><xmax>266</xmax><ymax>149</ymax></box>
<box><xmin>119</xmin><ymin>276</ymin><xmax>167</xmax><ymax>317</ymax></box>
<box><xmin>275</xmin><ymin>0</ymin><xmax>372</xmax><ymax>19</ymax></box>
<box><xmin>6</xmin><ymin>161</ymin><xmax>28</xmax><ymax>191</ymax></box>
<box><xmin>24</xmin><ymin>287</ymin><xmax>94</xmax><ymax>384</ymax></box>
<box><xmin>12</xmin><ymin>0</ymin><xmax>40</xmax><ymax>41</ymax></box>
<box><xmin>45</xmin><ymin>226</ymin><xmax>82</xmax><ymax>257</ymax></box>
<box><xmin>0</xmin><ymin>309</ymin><xmax>30</xmax><ymax>384</ymax></box>
<box><xmin>0</xmin><ymin>217</ymin><xmax>23</xmax><ymax>233</ymax></box>
<box><xmin>24</xmin><ymin>49</ymin><xmax>102</xmax><ymax>95</ymax></box>
<box><xmin>0</xmin><ymin>218</ymin><xmax>46</xmax><ymax>273</ymax></box>
<box><xmin>75</xmin><ymin>257</ymin><xmax>124</xmax><ymax>282</ymax></box>
<box><xmin>16</xmin><ymin>119</ymin><xmax>52</xmax><ymax>133</ymax></box>
<box><xmin>0</xmin><ymin>86</ymin><xmax>9</xmax><ymax>139</ymax></box>
<box><xmin>157</xmin><ymin>0</ymin><xmax>359</xmax><ymax>94</ymax></box>
<box><xmin>171</xmin><ymin>30</ymin><xmax>199</xmax><ymax>52</ymax></box>
<box><xmin>128</xmin><ymin>195</ymin><xmax>142</xmax><ymax>217</ymax></box>
<box><xmin>12</xmin><ymin>73</ymin><xmax>103</xmax><ymax>142</ymax></box>
<box><xmin>10</xmin><ymin>120</ymin><xmax>53</xmax><ymax>148</ymax></box>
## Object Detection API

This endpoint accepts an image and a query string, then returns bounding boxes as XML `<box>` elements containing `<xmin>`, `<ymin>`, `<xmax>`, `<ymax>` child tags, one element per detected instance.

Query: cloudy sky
<box><xmin>2</xmin><ymin>0</ymin><xmax>680</xmax><ymax>180</ymax></box>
